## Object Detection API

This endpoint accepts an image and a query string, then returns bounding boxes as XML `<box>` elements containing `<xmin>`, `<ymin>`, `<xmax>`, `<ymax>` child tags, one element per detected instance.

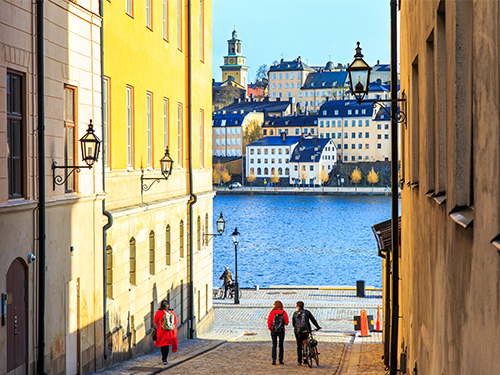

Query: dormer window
<box><xmin>295</xmin><ymin>155</ymin><xmax>300</xmax><ymax>160</ymax></box>
<box><xmin>334</xmin><ymin>110</ymin><xmax>339</xmax><ymax>115</ymax></box>
<box><xmin>314</xmin><ymin>146</ymin><xmax>319</xmax><ymax>151</ymax></box>
<box><xmin>348</xmin><ymin>110</ymin><xmax>352</xmax><ymax>115</ymax></box>
<box><xmin>361</xmin><ymin>109</ymin><xmax>366</xmax><ymax>114</ymax></box>
<box><xmin>300</xmin><ymin>146</ymin><xmax>305</xmax><ymax>151</ymax></box>
<box><xmin>322</xmin><ymin>110</ymin><xmax>327</xmax><ymax>115</ymax></box>
<box><xmin>355</xmin><ymin>110</ymin><xmax>359</xmax><ymax>114</ymax></box>
<box><xmin>322</xmin><ymin>82</ymin><xmax>326</xmax><ymax>87</ymax></box>
<box><xmin>311</xmin><ymin>82</ymin><xmax>314</xmax><ymax>87</ymax></box>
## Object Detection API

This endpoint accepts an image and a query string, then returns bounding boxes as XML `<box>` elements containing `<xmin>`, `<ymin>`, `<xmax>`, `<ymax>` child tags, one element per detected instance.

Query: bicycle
<box><xmin>213</xmin><ymin>283</ymin><xmax>242</xmax><ymax>299</ymax></box>
<box><xmin>302</xmin><ymin>328</ymin><xmax>320</xmax><ymax>367</ymax></box>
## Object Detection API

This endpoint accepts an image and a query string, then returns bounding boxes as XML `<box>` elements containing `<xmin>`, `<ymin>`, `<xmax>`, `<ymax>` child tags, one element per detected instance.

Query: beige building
<box><xmin>393</xmin><ymin>0</ymin><xmax>500</xmax><ymax>374</ymax></box>
<box><xmin>317</xmin><ymin>100</ymin><xmax>391</xmax><ymax>163</ymax></box>
<box><xmin>0</xmin><ymin>1</ymin><xmax>104</xmax><ymax>374</ymax></box>
<box><xmin>212</xmin><ymin>112</ymin><xmax>263</xmax><ymax>157</ymax></box>
<box><xmin>268</xmin><ymin>57</ymin><xmax>314</xmax><ymax>104</ymax></box>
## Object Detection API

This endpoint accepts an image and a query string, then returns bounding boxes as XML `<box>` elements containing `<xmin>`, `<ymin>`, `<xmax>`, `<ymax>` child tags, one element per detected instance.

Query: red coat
<box><xmin>267</xmin><ymin>309</ymin><xmax>289</xmax><ymax>331</ymax></box>
<box><xmin>154</xmin><ymin>309</ymin><xmax>178</xmax><ymax>352</ymax></box>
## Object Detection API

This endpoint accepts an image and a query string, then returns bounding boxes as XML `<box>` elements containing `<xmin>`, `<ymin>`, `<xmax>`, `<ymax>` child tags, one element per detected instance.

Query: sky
<box><xmin>212</xmin><ymin>0</ymin><xmax>394</xmax><ymax>83</ymax></box>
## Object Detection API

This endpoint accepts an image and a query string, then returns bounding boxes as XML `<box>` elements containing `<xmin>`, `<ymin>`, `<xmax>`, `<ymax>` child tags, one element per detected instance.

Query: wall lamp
<box><xmin>52</xmin><ymin>120</ymin><xmax>101</xmax><ymax>190</ymax></box>
<box><xmin>141</xmin><ymin>147</ymin><xmax>174</xmax><ymax>192</ymax></box>
<box><xmin>203</xmin><ymin>212</ymin><xmax>226</xmax><ymax>244</ymax></box>
<box><xmin>346</xmin><ymin>42</ymin><xmax>407</xmax><ymax>126</ymax></box>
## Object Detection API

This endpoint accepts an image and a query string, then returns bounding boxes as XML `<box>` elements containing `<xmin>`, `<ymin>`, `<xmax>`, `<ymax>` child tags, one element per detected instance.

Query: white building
<box><xmin>246</xmin><ymin>134</ymin><xmax>301</xmax><ymax>179</ymax></box>
<box><xmin>289</xmin><ymin>137</ymin><xmax>337</xmax><ymax>185</ymax></box>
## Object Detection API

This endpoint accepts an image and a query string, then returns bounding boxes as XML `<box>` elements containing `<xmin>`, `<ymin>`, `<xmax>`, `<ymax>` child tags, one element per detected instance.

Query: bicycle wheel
<box><xmin>311</xmin><ymin>346</ymin><xmax>319</xmax><ymax>366</ymax></box>
<box><xmin>303</xmin><ymin>343</ymin><xmax>312</xmax><ymax>368</ymax></box>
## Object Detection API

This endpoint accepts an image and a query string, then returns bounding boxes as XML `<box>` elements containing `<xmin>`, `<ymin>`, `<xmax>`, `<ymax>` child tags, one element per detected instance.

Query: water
<box><xmin>213</xmin><ymin>194</ymin><xmax>392</xmax><ymax>289</ymax></box>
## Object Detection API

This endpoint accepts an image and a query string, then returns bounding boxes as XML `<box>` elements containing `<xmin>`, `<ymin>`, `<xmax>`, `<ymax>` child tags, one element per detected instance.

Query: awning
<box><xmin>371</xmin><ymin>217</ymin><xmax>401</xmax><ymax>258</ymax></box>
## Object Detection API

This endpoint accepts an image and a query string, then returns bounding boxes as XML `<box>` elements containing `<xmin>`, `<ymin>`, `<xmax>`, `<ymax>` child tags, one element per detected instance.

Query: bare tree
<box><xmin>243</xmin><ymin>118</ymin><xmax>263</xmax><ymax>145</ymax></box>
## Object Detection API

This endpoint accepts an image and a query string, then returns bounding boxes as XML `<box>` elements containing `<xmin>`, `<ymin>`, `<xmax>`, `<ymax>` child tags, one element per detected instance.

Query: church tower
<box><xmin>221</xmin><ymin>29</ymin><xmax>249</xmax><ymax>88</ymax></box>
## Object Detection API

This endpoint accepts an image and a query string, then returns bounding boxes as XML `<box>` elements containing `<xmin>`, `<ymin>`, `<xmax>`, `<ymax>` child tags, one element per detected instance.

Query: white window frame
<box><xmin>126</xmin><ymin>85</ymin><xmax>134</xmax><ymax>168</ymax></box>
<box><xmin>147</xmin><ymin>92</ymin><xmax>153</xmax><ymax>167</ymax></box>
<box><xmin>178</xmin><ymin>103</ymin><xmax>183</xmax><ymax>167</ymax></box>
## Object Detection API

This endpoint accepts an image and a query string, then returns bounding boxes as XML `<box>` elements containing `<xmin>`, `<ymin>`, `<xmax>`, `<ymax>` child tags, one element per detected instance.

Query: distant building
<box><xmin>212</xmin><ymin>77</ymin><xmax>246</xmax><ymax>111</ymax></box>
<box><xmin>213</xmin><ymin>97</ymin><xmax>295</xmax><ymax>117</ymax></box>
<box><xmin>299</xmin><ymin>65</ymin><xmax>349</xmax><ymax>112</ymax></box>
<box><xmin>212</xmin><ymin>111</ymin><xmax>264</xmax><ymax>158</ymax></box>
<box><xmin>268</xmin><ymin>57</ymin><xmax>314</xmax><ymax>102</ymax></box>
<box><xmin>289</xmin><ymin>137</ymin><xmax>337</xmax><ymax>185</ymax></box>
<box><xmin>262</xmin><ymin>115</ymin><xmax>318</xmax><ymax>137</ymax></box>
<box><xmin>318</xmin><ymin>100</ymin><xmax>391</xmax><ymax>163</ymax></box>
<box><xmin>220</xmin><ymin>29</ymin><xmax>249</xmax><ymax>88</ymax></box>
<box><xmin>246</xmin><ymin>134</ymin><xmax>301</xmax><ymax>181</ymax></box>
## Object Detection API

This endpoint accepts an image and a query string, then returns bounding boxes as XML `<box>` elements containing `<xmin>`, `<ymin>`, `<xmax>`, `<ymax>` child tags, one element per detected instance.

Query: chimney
<box><xmin>276</xmin><ymin>98</ymin><xmax>281</xmax><ymax>102</ymax></box>
<box><xmin>297</xmin><ymin>56</ymin><xmax>301</xmax><ymax>62</ymax></box>
<box><xmin>250</xmin><ymin>93</ymin><xmax>254</xmax><ymax>101</ymax></box>
<box><xmin>212</xmin><ymin>78</ymin><xmax>215</xmax><ymax>85</ymax></box>
<box><xmin>281</xmin><ymin>131</ymin><xmax>287</xmax><ymax>143</ymax></box>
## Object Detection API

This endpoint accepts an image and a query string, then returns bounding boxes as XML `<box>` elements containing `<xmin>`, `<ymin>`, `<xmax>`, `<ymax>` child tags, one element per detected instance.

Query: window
<box><xmin>365</xmin><ymin>120</ymin><xmax>370</xmax><ymax>126</ymax></box>
<box><xmin>352</xmin><ymin>120</ymin><xmax>356</xmax><ymax>126</ymax></box>
<box><xmin>129</xmin><ymin>238</ymin><xmax>136</xmax><ymax>285</ymax></box>
<box><xmin>351</xmin><ymin>132</ymin><xmax>356</xmax><ymax>138</ymax></box>
<box><xmin>366</xmin><ymin>144</ymin><xmax>369</xmax><ymax>149</ymax></box>
<box><xmin>272</xmin><ymin>84</ymin><xmax>276</xmax><ymax>89</ymax></box>
<box><xmin>257</xmin><ymin>149</ymin><xmax>261</xmax><ymax>154</ymax></box>
<box><xmin>64</xmin><ymin>86</ymin><xmax>76</xmax><ymax>191</ymax></box>
<box><xmin>197</xmin><ymin>216</ymin><xmax>201</xmax><ymax>251</ymax></box>
<box><xmin>326</xmin><ymin>121</ymin><xmax>330</xmax><ymax>127</ymax></box>
<box><xmin>305</xmin><ymin>92</ymin><xmax>308</xmax><ymax>97</ymax></box>
<box><xmin>378</xmin><ymin>134</ymin><xmax>382</xmax><ymax>139</ymax></box>
<box><xmin>285</xmin><ymin>73</ymin><xmax>289</xmax><ymax>79</ymax></box>
<box><xmin>146</xmin><ymin>0</ymin><xmax>152</xmax><ymax>29</ymax></box>
<box><xmin>179</xmin><ymin>220</ymin><xmax>184</xmax><ymax>257</ymax></box>
<box><xmin>358</xmin><ymin>120</ymin><xmax>362</xmax><ymax>127</ymax></box>
<box><xmin>264</xmin><ymin>167</ymin><xmax>268</xmax><ymax>175</ymax></box>
<box><xmin>347</xmin><ymin>110</ymin><xmax>352</xmax><ymax>115</ymax></box>
<box><xmin>294</xmin><ymin>165</ymin><xmax>298</xmax><ymax>171</ymax></box>
<box><xmin>215</xmin><ymin>139</ymin><xmax>220</xmax><ymax>146</ymax></box>
<box><xmin>338</xmin><ymin>133</ymin><xmax>341</xmax><ymax>138</ymax></box>
<box><xmin>163</xmin><ymin>0</ymin><xmax>168</xmax><ymax>40</ymax></box>
<box><xmin>237</xmin><ymin>128</ymin><xmax>241</xmax><ymax>135</ymax></box>
<box><xmin>126</xmin><ymin>0</ymin><xmax>133</xmax><ymax>16</ymax></box>
<box><xmin>178</xmin><ymin>103</ymin><xmax>183</xmax><ymax>167</ymax></box>
<box><xmin>149</xmin><ymin>231</ymin><xmax>155</xmax><ymax>275</ymax></box>
<box><xmin>285</xmin><ymin>84</ymin><xmax>288</xmax><ymax>89</ymax></box>
<box><xmin>221</xmin><ymin>139</ymin><xmax>225</xmax><ymax>146</ymax></box>
<box><xmin>295</xmin><ymin>129</ymin><xmax>300</xmax><ymax>135</ymax></box>
<box><xmin>199</xmin><ymin>109</ymin><xmax>204</xmax><ymax>167</ymax></box>
<box><xmin>273</xmin><ymin>73</ymin><xmax>276</xmax><ymax>80</ymax></box>
<box><xmin>7</xmin><ymin>71</ymin><xmax>23</xmax><ymax>198</ymax></box>
<box><xmin>385</xmin><ymin>124</ymin><xmax>389</xmax><ymax>129</ymax></box>
<box><xmin>355</xmin><ymin>110</ymin><xmax>359</xmax><ymax>115</ymax></box>
<box><xmin>378</xmin><ymin>124</ymin><xmax>382</xmax><ymax>129</ymax></box>
<box><xmin>163</xmin><ymin>98</ymin><xmax>169</xmax><ymax>150</ymax></box>
<box><xmin>297</xmin><ymin>72</ymin><xmax>301</xmax><ymax>79</ymax></box>
<box><xmin>291</xmin><ymin>73</ymin><xmax>294</xmax><ymax>79</ymax></box>
<box><xmin>166</xmin><ymin>225</ymin><xmax>171</xmax><ymax>265</ymax></box>
<box><xmin>279</xmin><ymin>73</ymin><xmax>282</xmax><ymax>79</ymax></box>
<box><xmin>332</xmin><ymin>133</ymin><xmax>336</xmax><ymax>139</ymax></box>
<box><xmin>351</xmin><ymin>144</ymin><xmax>355</xmax><ymax>149</ymax></box>
<box><xmin>221</xmin><ymin>128</ymin><xmax>225</xmax><ymax>135</ymax></box>
<box><xmin>385</xmin><ymin>134</ymin><xmax>389</xmax><ymax>139</ymax></box>
<box><xmin>231</xmin><ymin>139</ymin><xmax>235</xmax><ymax>146</ymax></box>
<box><xmin>344</xmin><ymin>144</ymin><xmax>348</xmax><ymax>149</ymax></box>
<box><xmin>344</xmin><ymin>120</ymin><xmax>348</xmax><ymax>127</ymax></box>
<box><xmin>278</xmin><ymin>158</ymin><xmax>282</xmax><ymax>163</ymax></box>
<box><xmin>352</xmin><ymin>156</ymin><xmax>356</xmax><ymax>161</ymax></box>
<box><xmin>199</xmin><ymin>0</ymin><xmax>204</xmax><ymax>60</ymax></box>
<box><xmin>250</xmin><ymin>149</ymin><xmax>254</xmax><ymax>155</ymax></box>
<box><xmin>291</xmin><ymin>84</ymin><xmax>294</xmax><ymax>88</ymax></box>
<box><xmin>257</xmin><ymin>167</ymin><xmax>261</xmax><ymax>175</ymax></box>
<box><xmin>334</xmin><ymin>110</ymin><xmax>339</xmax><ymax>115</ymax></box>
<box><xmin>126</xmin><ymin>85</ymin><xmax>134</xmax><ymax>168</ymax></box>
<box><xmin>365</xmin><ymin>132</ymin><xmax>369</xmax><ymax>138</ymax></box>
<box><xmin>103</xmin><ymin>77</ymin><xmax>110</xmax><ymax>168</ymax></box>
<box><xmin>377</xmin><ymin>143</ymin><xmax>382</xmax><ymax>149</ymax></box>
<box><xmin>177</xmin><ymin>0</ymin><xmax>182</xmax><ymax>50</ymax></box>
<box><xmin>359</xmin><ymin>132</ymin><xmax>362</xmax><ymax>138</ymax></box>
<box><xmin>264</xmin><ymin>159</ymin><xmax>268</xmax><ymax>163</ymax></box>
<box><xmin>310</xmin><ymin>165</ymin><xmax>314</xmax><ymax>171</ymax></box>
<box><xmin>272</xmin><ymin>93</ymin><xmax>276</xmax><ymax>98</ymax></box>
<box><xmin>287</xmin><ymin>92</ymin><xmax>291</xmax><ymax>97</ymax></box>
<box><xmin>358</xmin><ymin>144</ymin><xmax>362</xmax><ymax>149</ymax></box>
<box><xmin>147</xmin><ymin>92</ymin><xmax>153</xmax><ymax>167</ymax></box>
<box><xmin>285</xmin><ymin>149</ymin><xmax>289</xmax><ymax>154</ymax></box>
<box><xmin>279</xmin><ymin>92</ymin><xmax>282</xmax><ymax>98</ymax></box>
<box><xmin>264</xmin><ymin>148</ymin><xmax>268</xmax><ymax>154</ymax></box>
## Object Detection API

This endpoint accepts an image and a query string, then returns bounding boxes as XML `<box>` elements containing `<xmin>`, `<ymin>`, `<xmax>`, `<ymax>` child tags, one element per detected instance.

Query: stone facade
<box><xmin>399</xmin><ymin>0</ymin><xmax>500</xmax><ymax>374</ymax></box>
<box><xmin>0</xmin><ymin>0</ymin><xmax>103</xmax><ymax>374</ymax></box>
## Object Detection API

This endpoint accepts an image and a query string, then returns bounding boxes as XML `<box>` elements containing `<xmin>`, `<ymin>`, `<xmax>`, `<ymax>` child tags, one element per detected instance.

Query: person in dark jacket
<box><xmin>219</xmin><ymin>267</ymin><xmax>233</xmax><ymax>299</ymax></box>
<box><xmin>292</xmin><ymin>300</ymin><xmax>321</xmax><ymax>366</ymax></box>
<box><xmin>153</xmin><ymin>300</ymin><xmax>178</xmax><ymax>365</ymax></box>
<box><xmin>267</xmin><ymin>300</ymin><xmax>289</xmax><ymax>365</ymax></box>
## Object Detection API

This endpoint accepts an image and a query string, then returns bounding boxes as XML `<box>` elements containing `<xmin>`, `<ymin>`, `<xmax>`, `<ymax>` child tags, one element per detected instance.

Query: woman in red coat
<box><xmin>267</xmin><ymin>300</ymin><xmax>289</xmax><ymax>365</ymax></box>
<box><xmin>154</xmin><ymin>300</ymin><xmax>178</xmax><ymax>365</ymax></box>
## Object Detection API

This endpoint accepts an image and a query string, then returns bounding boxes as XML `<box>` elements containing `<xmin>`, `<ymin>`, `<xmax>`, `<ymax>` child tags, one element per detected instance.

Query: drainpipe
<box><xmin>99</xmin><ymin>0</ymin><xmax>114</xmax><ymax>361</ymax></box>
<box><xmin>187</xmin><ymin>0</ymin><xmax>197</xmax><ymax>340</ymax></box>
<box><xmin>36</xmin><ymin>1</ymin><xmax>47</xmax><ymax>374</ymax></box>
<box><xmin>389</xmin><ymin>1</ymin><xmax>400</xmax><ymax>374</ymax></box>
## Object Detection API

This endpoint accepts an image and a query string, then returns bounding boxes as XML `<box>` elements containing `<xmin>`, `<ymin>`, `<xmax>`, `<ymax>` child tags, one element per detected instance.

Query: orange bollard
<box><xmin>360</xmin><ymin>310</ymin><xmax>370</xmax><ymax>337</ymax></box>
<box><xmin>376</xmin><ymin>306</ymin><xmax>381</xmax><ymax>331</ymax></box>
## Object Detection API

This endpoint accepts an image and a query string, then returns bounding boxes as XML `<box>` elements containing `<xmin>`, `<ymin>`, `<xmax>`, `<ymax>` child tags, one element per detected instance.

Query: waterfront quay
<box><xmin>93</xmin><ymin>287</ymin><xmax>386</xmax><ymax>375</ymax></box>
<box><xmin>216</xmin><ymin>186</ymin><xmax>393</xmax><ymax>195</ymax></box>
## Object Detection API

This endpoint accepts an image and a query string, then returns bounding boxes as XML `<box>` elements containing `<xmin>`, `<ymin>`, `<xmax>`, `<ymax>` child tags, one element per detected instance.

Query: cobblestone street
<box><xmin>93</xmin><ymin>288</ymin><xmax>387</xmax><ymax>375</ymax></box>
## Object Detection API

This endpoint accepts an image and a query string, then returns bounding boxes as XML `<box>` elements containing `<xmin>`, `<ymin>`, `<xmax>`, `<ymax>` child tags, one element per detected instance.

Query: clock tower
<box><xmin>221</xmin><ymin>29</ymin><xmax>249</xmax><ymax>88</ymax></box>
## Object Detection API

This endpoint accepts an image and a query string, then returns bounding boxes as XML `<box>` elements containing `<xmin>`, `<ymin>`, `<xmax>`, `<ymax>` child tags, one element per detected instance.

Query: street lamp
<box><xmin>203</xmin><ymin>212</ymin><xmax>226</xmax><ymax>244</ymax></box>
<box><xmin>232</xmin><ymin>227</ymin><xmax>240</xmax><ymax>304</ymax></box>
<box><xmin>52</xmin><ymin>119</ymin><xmax>101</xmax><ymax>190</ymax></box>
<box><xmin>346</xmin><ymin>42</ymin><xmax>372</xmax><ymax>103</ymax></box>
<box><xmin>141</xmin><ymin>147</ymin><xmax>174</xmax><ymax>192</ymax></box>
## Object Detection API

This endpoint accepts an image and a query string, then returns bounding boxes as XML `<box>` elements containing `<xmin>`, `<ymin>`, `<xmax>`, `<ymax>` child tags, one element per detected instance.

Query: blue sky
<box><xmin>212</xmin><ymin>0</ymin><xmax>394</xmax><ymax>82</ymax></box>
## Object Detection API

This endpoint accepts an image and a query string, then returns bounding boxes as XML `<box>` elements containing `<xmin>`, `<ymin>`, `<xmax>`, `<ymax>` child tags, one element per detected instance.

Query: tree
<box><xmin>318</xmin><ymin>168</ymin><xmax>329</xmax><ymax>191</ymax></box>
<box><xmin>243</xmin><ymin>118</ymin><xmax>262</xmax><ymax>145</ymax></box>
<box><xmin>254</xmin><ymin>64</ymin><xmax>269</xmax><ymax>90</ymax></box>
<box><xmin>367</xmin><ymin>167</ymin><xmax>380</xmax><ymax>191</ymax></box>
<box><xmin>270</xmin><ymin>169</ymin><xmax>279</xmax><ymax>184</ymax></box>
<box><xmin>299</xmin><ymin>168</ymin><xmax>309</xmax><ymax>188</ymax></box>
<box><xmin>212</xmin><ymin>168</ymin><xmax>221</xmax><ymax>186</ymax></box>
<box><xmin>247</xmin><ymin>172</ymin><xmax>256</xmax><ymax>190</ymax></box>
<box><xmin>213</xmin><ymin>85</ymin><xmax>244</xmax><ymax>111</ymax></box>
<box><xmin>350</xmin><ymin>167</ymin><xmax>362</xmax><ymax>191</ymax></box>
<box><xmin>221</xmin><ymin>169</ymin><xmax>232</xmax><ymax>185</ymax></box>
<box><xmin>214</xmin><ymin>163</ymin><xmax>231</xmax><ymax>186</ymax></box>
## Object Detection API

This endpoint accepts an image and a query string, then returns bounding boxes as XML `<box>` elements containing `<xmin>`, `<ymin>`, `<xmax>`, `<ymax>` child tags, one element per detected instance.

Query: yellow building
<box><xmin>220</xmin><ymin>29</ymin><xmax>249</xmax><ymax>88</ymax></box>
<box><xmin>102</xmin><ymin>0</ymin><xmax>214</xmax><ymax>365</ymax></box>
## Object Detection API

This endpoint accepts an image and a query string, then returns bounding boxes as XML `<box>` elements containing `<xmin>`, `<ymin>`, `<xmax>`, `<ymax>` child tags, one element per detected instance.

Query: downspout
<box><xmin>100</xmin><ymin>0</ymin><xmax>114</xmax><ymax>361</ymax></box>
<box><xmin>36</xmin><ymin>1</ymin><xmax>47</xmax><ymax>374</ymax></box>
<box><xmin>187</xmin><ymin>0</ymin><xmax>197</xmax><ymax>340</ymax></box>
<box><xmin>389</xmin><ymin>1</ymin><xmax>400</xmax><ymax>374</ymax></box>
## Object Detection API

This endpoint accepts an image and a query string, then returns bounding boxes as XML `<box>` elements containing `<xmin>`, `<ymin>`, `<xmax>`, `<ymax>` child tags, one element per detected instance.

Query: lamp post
<box><xmin>232</xmin><ymin>227</ymin><xmax>240</xmax><ymax>304</ymax></box>
<box><xmin>346</xmin><ymin>23</ymin><xmax>406</xmax><ymax>375</ymax></box>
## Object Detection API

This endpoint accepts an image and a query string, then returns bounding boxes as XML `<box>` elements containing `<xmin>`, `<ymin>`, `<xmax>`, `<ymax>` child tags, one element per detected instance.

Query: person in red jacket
<box><xmin>153</xmin><ymin>300</ymin><xmax>178</xmax><ymax>365</ymax></box>
<box><xmin>267</xmin><ymin>300</ymin><xmax>289</xmax><ymax>365</ymax></box>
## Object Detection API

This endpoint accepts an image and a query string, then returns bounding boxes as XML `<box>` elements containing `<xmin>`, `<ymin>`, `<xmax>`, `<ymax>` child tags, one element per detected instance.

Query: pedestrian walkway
<box><xmin>92</xmin><ymin>287</ymin><xmax>387</xmax><ymax>374</ymax></box>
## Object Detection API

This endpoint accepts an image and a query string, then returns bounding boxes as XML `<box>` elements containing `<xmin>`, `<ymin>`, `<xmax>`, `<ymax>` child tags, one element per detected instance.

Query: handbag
<box><xmin>151</xmin><ymin>325</ymin><xmax>157</xmax><ymax>341</ymax></box>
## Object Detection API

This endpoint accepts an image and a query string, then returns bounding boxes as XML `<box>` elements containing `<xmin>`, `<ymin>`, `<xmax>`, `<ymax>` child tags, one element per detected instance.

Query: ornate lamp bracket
<box><xmin>52</xmin><ymin>162</ymin><xmax>92</xmax><ymax>191</ymax></box>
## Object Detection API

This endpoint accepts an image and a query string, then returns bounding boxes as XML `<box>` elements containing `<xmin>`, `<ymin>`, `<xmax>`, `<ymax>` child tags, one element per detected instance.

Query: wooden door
<box><xmin>6</xmin><ymin>259</ymin><xmax>27</xmax><ymax>373</ymax></box>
